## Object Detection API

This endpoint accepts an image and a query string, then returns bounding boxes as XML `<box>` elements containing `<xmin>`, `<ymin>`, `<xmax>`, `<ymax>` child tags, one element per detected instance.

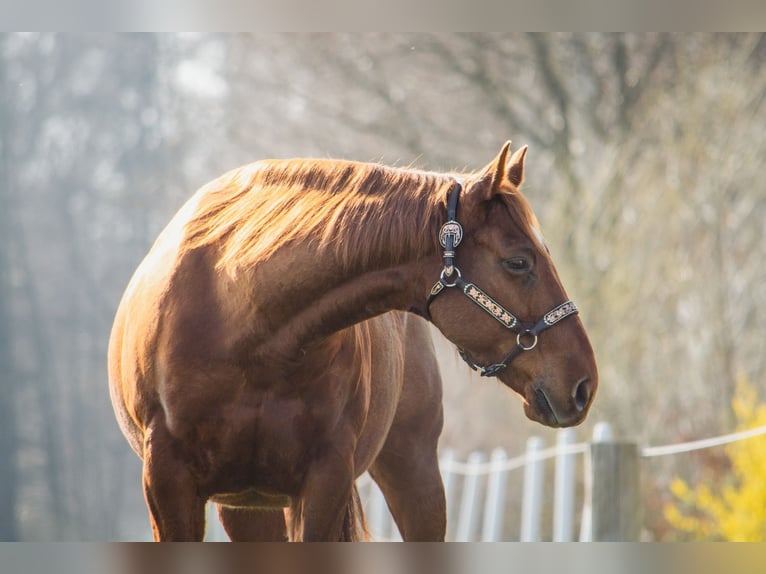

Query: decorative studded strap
<box><xmin>543</xmin><ymin>301</ymin><xmax>578</xmax><ymax>327</ymax></box>
<box><xmin>461</xmin><ymin>282</ymin><xmax>520</xmax><ymax>329</ymax></box>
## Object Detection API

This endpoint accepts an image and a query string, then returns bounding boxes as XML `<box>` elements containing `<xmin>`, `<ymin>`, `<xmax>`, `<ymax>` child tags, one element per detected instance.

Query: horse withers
<box><xmin>108</xmin><ymin>141</ymin><xmax>597</xmax><ymax>541</ymax></box>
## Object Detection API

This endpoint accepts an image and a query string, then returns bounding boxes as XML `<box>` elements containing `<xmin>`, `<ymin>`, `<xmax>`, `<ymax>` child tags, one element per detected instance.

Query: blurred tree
<box><xmin>1</xmin><ymin>33</ymin><xmax>185</xmax><ymax>539</ymax></box>
<box><xmin>0</xmin><ymin>35</ymin><xmax>20</xmax><ymax>542</ymax></box>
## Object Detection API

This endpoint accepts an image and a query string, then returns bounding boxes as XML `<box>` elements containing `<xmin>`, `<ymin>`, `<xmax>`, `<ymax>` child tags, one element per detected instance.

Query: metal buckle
<box><xmin>439</xmin><ymin>266</ymin><xmax>462</xmax><ymax>288</ymax></box>
<box><xmin>516</xmin><ymin>330</ymin><xmax>538</xmax><ymax>351</ymax></box>
<box><xmin>480</xmin><ymin>363</ymin><xmax>506</xmax><ymax>377</ymax></box>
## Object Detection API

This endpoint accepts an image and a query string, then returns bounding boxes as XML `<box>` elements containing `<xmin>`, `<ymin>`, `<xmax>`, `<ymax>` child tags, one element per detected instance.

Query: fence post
<box><xmin>367</xmin><ymin>479</ymin><xmax>391</xmax><ymax>540</ymax></box>
<box><xmin>455</xmin><ymin>450</ymin><xmax>486</xmax><ymax>541</ymax></box>
<box><xmin>520</xmin><ymin>436</ymin><xmax>545</xmax><ymax>541</ymax></box>
<box><xmin>553</xmin><ymin>428</ymin><xmax>577</xmax><ymax>541</ymax></box>
<box><xmin>589</xmin><ymin>430</ymin><xmax>641</xmax><ymax>541</ymax></box>
<box><xmin>580</xmin><ymin>422</ymin><xmax>614</xmax><ymax>541</ymax></box>
<box><xmin>440</xmin><ymin>449</ymin><xmax>457</xmax><ymax>541</ymax></box>
<box><xmin>481</xmin><ymin>448</ymin><xmax>508</xmax><ymax>541</ymax></box>
<box><xmin>205</xmin><ymin>502</ymin><xmax>228</xmax><ymax>541</ymax></box>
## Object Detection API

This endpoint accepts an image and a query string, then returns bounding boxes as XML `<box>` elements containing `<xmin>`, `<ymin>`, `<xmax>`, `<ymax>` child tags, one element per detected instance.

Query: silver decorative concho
<box><xmin>439</xmin><ymin>221</ymin><xmax>463</xmax><ymax>248</ymax></box>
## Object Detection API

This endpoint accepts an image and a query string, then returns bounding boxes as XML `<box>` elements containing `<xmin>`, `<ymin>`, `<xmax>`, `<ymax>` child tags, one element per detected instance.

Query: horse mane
<box><xmin>182</xmin><ymin>158</ymin><xmax>458</xmax><ymax>274</ymax></box>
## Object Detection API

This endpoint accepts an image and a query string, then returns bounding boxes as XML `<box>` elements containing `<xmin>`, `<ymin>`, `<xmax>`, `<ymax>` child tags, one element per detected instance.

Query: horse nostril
<box><xmin>573</xmin><ymin>377</ymin><xmax>592</xmax><ymax>412</ymax></box>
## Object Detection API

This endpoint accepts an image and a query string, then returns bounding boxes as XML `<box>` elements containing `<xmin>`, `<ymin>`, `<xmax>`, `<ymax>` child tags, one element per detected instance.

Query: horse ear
<box><xmin>507</xmin><ymin>145</ymin><xmax>528</xmax><ymax>188</ymax></box>
<box><xmin>470</xmin><ymin>141</ymin><xmax>512</xmax><ymax>201</ymax></box>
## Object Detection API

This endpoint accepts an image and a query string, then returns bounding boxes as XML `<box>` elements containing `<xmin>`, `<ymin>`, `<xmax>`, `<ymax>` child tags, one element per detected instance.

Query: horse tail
<box><xmin>340</xmin><ymin>483</ymin><xmax>369</xmax><ymax>541</ymax></box>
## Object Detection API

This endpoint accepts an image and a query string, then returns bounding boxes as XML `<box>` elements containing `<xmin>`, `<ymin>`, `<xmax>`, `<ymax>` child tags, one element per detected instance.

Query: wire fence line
<box><xmin>437</xmin><ymin>442</ymin><xmax>588</xmax><ymax>475</ymax></box>
<box><xmin>369</xmin><ymin>422</ymin><xmax>766</xmax><ymax>479</ymax></box>
<box><xmin>640</xmin><ymin>423</ymin><xmax>766</xmax><ymax>458</ymax></box>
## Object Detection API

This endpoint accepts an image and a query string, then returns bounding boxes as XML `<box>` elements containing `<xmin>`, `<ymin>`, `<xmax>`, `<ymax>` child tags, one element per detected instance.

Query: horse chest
<box><xmin>196</xmin><ymin>389</ymin><xmax>362</xmax><ymax>497</ymax></box>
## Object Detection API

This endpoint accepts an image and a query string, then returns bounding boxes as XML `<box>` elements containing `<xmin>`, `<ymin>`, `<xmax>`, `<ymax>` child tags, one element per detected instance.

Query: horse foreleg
<box><xmin>369</xmin><ymin>447</ymin><xmax>446</xmax><ymax>541</ymax></box>
<box><xmin>142</xmin><ymin>422</ymin><xmax>206</xmax><ymax>541</ymax></box>
<box><xmin>216</xmin><ymin>506</ymin><xmax>288</xmax><ymax>541</ymax></box>
<box><xmin>288</xmin><ymin>450</ymin><xmax>356</xmax><ymax>541</ymax></box>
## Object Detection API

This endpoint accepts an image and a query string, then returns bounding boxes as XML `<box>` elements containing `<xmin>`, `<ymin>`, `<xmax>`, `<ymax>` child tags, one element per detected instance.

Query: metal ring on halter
<box><xmin>439</xmin><ymin>266</ymin><xmax>462</xmax><ymax>288</ymax></box>
<box><xmin>516</xmin><ymin>330</ymin><xmax>538</xmax><ymax>351</ymax></box>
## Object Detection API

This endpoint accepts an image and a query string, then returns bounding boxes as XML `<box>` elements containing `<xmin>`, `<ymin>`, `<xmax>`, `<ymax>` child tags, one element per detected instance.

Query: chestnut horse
<box><xmin>108</xmin><ymin>141</ymin><xmax>597</xmax><ymax>541</ymax></box>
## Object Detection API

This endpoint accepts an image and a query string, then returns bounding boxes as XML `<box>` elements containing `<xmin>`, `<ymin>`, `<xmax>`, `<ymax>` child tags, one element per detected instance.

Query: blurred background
<box><xmin>1</xmin><ymin>33</ymin><xmax>765</xmax><ymax>541</ymax></box>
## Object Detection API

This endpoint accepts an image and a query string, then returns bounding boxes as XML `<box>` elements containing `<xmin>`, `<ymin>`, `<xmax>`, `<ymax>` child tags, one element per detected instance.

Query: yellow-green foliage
<box><xmin>664</xmin><ymin>375</ymin><xmax>766</xmax><ymax>541</ymax></box>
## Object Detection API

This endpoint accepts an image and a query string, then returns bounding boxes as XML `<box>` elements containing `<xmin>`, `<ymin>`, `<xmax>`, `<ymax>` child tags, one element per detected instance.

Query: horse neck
<box><xmin>246</xmin><ymin>226</ymin><xmax>440</xmax><ymax>361</ymax></box>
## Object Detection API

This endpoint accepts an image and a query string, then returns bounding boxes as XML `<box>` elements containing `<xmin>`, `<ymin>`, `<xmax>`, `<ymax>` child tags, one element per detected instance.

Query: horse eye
<box><xmin>503</xmin><ymin>257</ymin><xmax>531</xmax><ymax>273</ymax></box>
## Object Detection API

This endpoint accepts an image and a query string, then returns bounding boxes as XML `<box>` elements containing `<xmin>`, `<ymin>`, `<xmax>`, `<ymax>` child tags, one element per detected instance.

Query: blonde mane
<box><xmin>182</xmin><ymin>159</ymin><xmax>457</xmax><ymax>274</ymax></box>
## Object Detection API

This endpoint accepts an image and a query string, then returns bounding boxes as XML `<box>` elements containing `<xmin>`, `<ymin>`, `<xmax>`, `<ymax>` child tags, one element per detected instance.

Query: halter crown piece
<box><xmin>425</xmin><ymin>182</ymin><xmax>579</xmax><ymax>377</ymax></box>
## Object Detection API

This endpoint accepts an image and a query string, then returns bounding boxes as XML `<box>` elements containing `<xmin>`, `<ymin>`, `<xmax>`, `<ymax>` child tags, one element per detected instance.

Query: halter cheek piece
<box><xmin>425</xmin><ymin>182</ymin><xmax>579</xmax><ymax>377</ymax></box>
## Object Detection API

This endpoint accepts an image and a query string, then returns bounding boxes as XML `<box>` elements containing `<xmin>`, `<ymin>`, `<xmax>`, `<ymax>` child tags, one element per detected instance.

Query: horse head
<box><xmin>427</xmin><ymin>142</ymin><xmax>598</xmax><ymax>427</ymax></box>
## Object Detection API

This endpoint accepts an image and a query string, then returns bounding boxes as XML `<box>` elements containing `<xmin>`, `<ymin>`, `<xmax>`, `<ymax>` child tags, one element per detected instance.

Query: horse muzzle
<box><xmin>525</xmin><ymin>376</ymin><xmax>595</xmax><ymax>428</ymax></box>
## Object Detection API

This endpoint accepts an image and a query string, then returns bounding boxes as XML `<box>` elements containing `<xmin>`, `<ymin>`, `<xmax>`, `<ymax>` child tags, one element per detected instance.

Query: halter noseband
<box><xmin>425</xmin><ymin>182</ymin><xmax>579</xmax><ymax>377</ymax></box>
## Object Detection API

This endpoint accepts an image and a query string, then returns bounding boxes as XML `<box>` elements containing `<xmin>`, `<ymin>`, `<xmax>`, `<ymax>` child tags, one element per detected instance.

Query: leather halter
<box><xmin>425</xmin><ymin>182</ymin><xmax>579</xmax><ymax>377</ymax></box>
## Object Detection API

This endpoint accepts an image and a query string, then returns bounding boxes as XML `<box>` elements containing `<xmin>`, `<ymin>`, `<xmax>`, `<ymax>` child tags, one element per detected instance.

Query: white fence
<box><xmin>358</xmin><ymin>424</ymin><xmax>604</xmax><ymax>542</ymax></box>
